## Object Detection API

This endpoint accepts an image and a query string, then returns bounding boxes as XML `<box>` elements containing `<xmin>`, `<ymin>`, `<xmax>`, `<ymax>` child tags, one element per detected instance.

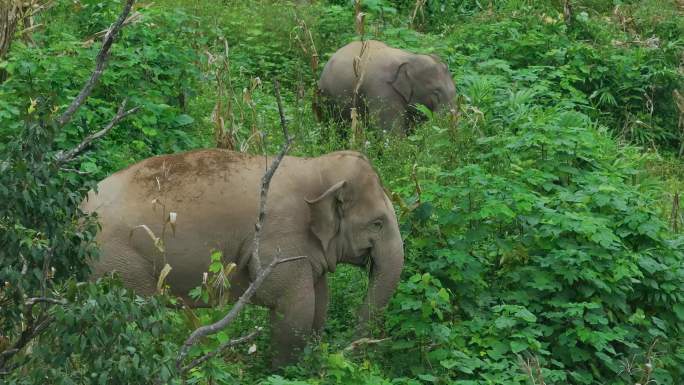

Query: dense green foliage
<box><xmin>1</xmin><ymin>0</ymin><xmax>684</xmax><ymax>384</ymax></box>
<box><xmin>4</xmin><ymin>277</ymin><xmax>180</xmax><ymax>384</ymax></box>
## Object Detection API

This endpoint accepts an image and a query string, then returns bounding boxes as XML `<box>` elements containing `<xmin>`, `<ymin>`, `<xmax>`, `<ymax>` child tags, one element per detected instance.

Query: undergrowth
<box><xmin>1</xmin><ymin>0</ymin><xmax>683</xmax><ymax>384</ymax></box>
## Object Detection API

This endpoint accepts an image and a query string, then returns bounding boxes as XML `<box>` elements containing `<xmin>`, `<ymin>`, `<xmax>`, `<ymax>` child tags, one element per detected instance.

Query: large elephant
<box><xmin>318</xmin><ymin>40</ymin><xmax>457</xmax><ymax>133</ymax></box>
<box><xmin>82</xmin><ymin>149</ymin><xmax>404</xmax><ymax>368</ymax></box>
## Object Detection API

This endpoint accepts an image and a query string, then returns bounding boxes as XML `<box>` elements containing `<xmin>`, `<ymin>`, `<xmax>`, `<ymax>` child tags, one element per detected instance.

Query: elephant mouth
<box><xmin>356</xmin><ymin>252</ymin><xmax>371</xmax><ymax>267</ymax></box>
<box><xmin>348</xmin><ymin>249</ymin><xmax>371</xmax><ymax>267</ymax></box>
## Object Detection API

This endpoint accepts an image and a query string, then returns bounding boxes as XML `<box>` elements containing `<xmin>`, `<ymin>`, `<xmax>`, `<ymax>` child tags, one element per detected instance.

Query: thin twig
<box><xmin>0</xmin><ymin>297</ymin><xmax>65</xmax><ymax>370</ymax></box>
<box><xmin>252</xmin><ymin>80</ymin><xmax>292</xmax><ymax>270</ymax></box>
<box><xmin>56</xmin><ymin>0</ymin><xmax>135</xmax><ymax>128</ymax></box>
<box><xmin>273</xmin><ymin>80</ymin><xmax>291</xmax><ymax>141</ymax></box>
<box><xmin>343</xmin><ymin>337</ymin><xmax>390</xmax><ymax>352</ymax></box>
<box><xmin>54</xmin><ymin>100</ymin><xmax>140</xmax><ymax>164</ymax></box>
<box><xmin>24</xmin><ymin>297</ymin><xmax>66</xmax><ymax>307</ymax></box>
<box><xmin>180</xmin><ymin>327</ymin><xmax>262</xmax><ymax>373</ymax></box>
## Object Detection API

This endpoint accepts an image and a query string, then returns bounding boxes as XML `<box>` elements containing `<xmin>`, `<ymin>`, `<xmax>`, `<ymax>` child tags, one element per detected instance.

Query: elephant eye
<box><xmin>370</xmin><ymin>219</ymin><xmax>384</xmax><ymax>232</ymax></box>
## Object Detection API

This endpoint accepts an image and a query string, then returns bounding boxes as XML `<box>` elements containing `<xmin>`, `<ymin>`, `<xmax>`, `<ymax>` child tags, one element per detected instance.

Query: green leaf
<box><xmin>437</xmin><ymin>288</ymin><xmax>449</xmax><ymax>302</ymax></box>
<box><xmin>209</xmin><ymin>261</ymin><xmax>223</xmax><ymax>273</ymax></box>
<box><xmin>494</xmin><ymin>316</ymin><xmax>517</xmax><ymax>329</ymax></box>
<box><xmin>439</xmin><ymin>359</ymin><xmax>458</xmax><ymax>369</ymax></box>
<box><xmin>514</xmin><ymin>308</ymin><xmax>537</xmax><ymax>323</ymax></box>
<box><xmin>174</xmin><ymin>114</ymin><xmax>194</xmax><ymax>127</ymax></box>
<box><xmin>510</xmin><ymin>340</ymin><xmax>528</xmax><ymax>353</ymax></box>
<box><xmin>487</xmin><ymin>341</ymin><xmax>509</xmax><ymax>360</ymax></box>
<box><xmin>673</xmin><ymin>304</ymin><xmax>684</xmax><ymax>321</ymax></box>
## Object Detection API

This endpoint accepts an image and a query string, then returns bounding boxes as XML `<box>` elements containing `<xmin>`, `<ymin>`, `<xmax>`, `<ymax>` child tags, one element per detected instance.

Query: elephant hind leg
<box><xmin>91</xmin><ymin>238</ymin><xmax>157</xmax><ymax>296</ymax></box>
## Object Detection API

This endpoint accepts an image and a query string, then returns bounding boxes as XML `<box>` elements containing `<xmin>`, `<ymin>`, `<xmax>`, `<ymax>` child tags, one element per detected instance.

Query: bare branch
<box><xmin>83</xmin><ymin>7</ymin><xmax>146</xmax><ymax>46</ymax></box>
<box><xmin>251</xmin><ymin>79</ymin><xmax>293</xmax><ymax>271</ymax></box>
<box><xmin>273</xmin><ymin>79</ymin><xmax>291</xmax><ymax>141</ymax></box>
<box><xmin>59</xmin><ymin>167</ymin><xmax>92</xmax><ymax>175</ymax></box>
<box><xmin>0</xmin><ymin>296</ymin><xmax>65</xmax><ymax>371</ymax></box>
<box><xmin>24</xmin><ymin>297</ymin><xmax>66</xmax><ymax>307</ymax></box>
<box><xmin>343</xmin><ymin>337</ymin><xmax>390</xmax><ymax>353</ymax></box>
<box><xmin>54</xmin><ymin>99</ymin><xmax>139</xmax><ymax>164</ymax></box>
<box><xmin>180</xmin><ymin>327</ymin><xmax>262</xmax><ymax>373</ymax></box>
<box><xmin>56</xmin><ymin>0</ymin><xmax>135</xmax><ymax>128</ymax></box>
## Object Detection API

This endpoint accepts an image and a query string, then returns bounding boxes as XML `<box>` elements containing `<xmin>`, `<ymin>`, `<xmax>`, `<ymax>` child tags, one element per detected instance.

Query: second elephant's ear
<box><xmin>306</xmin><ymin>181</ymin><xmax>347</xmax><ymax>269</ymax></box>
<box><xmin>391</xmin><ymin>62</ymin><xmax>413</xmax><ymax>104</ymax></box>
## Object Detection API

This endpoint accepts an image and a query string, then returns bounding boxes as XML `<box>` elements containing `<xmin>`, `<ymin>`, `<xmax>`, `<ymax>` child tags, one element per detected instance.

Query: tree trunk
<box><xmin>0</xmin><ymin>1</ymin><xmax>22</xmax><ymax>59</ymax></box>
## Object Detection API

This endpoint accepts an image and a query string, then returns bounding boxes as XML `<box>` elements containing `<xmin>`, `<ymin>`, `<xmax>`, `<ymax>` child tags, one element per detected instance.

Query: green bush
<box><xmin>380</xmin><ymin>98</ymin><xmax>684</xmax><ymax>384</ymax></box>
<box><xmin>3</xmin><ymin>277</ymin><xmax>181</xmax><ymax>385</ymax></box>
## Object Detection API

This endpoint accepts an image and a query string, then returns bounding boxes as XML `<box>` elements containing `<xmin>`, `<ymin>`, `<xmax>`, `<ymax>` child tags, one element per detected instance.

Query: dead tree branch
<box><xmin>176</xmin><ymin>79</ymin><xmax>296</xmax><ymax>374</ymax></box>
<box><xmin>180</xmin><ymin>327</ymin><xmax>261</xmax><ymax>373</ymax></box>
<box><xmin>24</xmin><ymin>297</ymin><xmax>67</xmax><ymax>307</ymax></box>
<box><xmin>252</xmin><ymin>79</ymin><xmax>293</xmax><ymax>271</ymax></box>
<box><xmin>54</xmin><ymin>99</ymin><xmax>139</xmax><ymax>164</ymax></box>
<box><xmin>0</xmin><ymin>297</ymin><xmax>66</xmax><ymax>370</ymax></box>
<box><xmin>343</xmin><ymin>337</ymin><xmax>390</xmax><ymax>353</ymax></box>
<box><xmin>56</xmin><ymin>0</ymin><xmax>135</xmax><ymax>128</ymax></box>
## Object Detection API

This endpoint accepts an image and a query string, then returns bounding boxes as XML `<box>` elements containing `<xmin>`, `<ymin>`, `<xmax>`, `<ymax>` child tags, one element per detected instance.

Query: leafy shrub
<box><xmin>0</xmin><ymin>108</ymin><xmax>99</xmax><ymax>335</ymax></box>
<box><xmin>3</xmin><ymin>277</ymin><xmax>181</xmax><ymax>385</ymax></box>
<box><xmin>381</xmin><ymin>98</ymin><xmax>684</xmax><ymax>384</ymax></box>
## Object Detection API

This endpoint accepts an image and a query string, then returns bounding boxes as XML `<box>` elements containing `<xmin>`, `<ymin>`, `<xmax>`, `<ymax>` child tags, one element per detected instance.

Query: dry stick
<box><xmin>252</xmin><ymin>80</ymin><xmax>292</xmax><ymax>271</ymax></box>
<box><xmin>0</xmin><ymin>297</ymin><xmax>66</xmax><ymax>369</ymax></box>
<box><xmin>176</xmin><ymin>79</ymin><xmax>296</xmax><ymax>373</ymax></box>
<box><xmin>56</xmin><ymin>0</ymin><xmax>134</xmax><ymax>128</ymax></box>
<box><xmin>409</xmin><ymin>0</ymin><xmax>426</xmax><ymax>28</ymax></box>
<box><xmin>55</xmin><ymin>99</ymin><xmax>139</xmax><ymax>164</ymax></box>
<box><xmin>273</xmin><ymin>79</ymin><xmax>291</xmax><ymax>143</ymax></box>
<box><xmin>180</xmin><ymin>327</ymin><xmax>262</xmax><ymax>373</ymax></box>
<box><xmin>24</xmin><ymin>297</ymin><xmax>67</xmax><ymax>307</ymax></box>
<box><xmin>343</xmin><ymin>337</ymin><xmax>390</xmax><ymax>353</ymax></box>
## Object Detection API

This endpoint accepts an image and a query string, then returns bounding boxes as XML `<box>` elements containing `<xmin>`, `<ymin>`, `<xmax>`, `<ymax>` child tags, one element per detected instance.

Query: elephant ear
<box><xmin>390</xmin><ymin>62</ymin><xmax>413</xmax><ymax>104</ymax></box>
<box><xmin>306</xmin><ymin>181</ymin><xmax>347</xmax><ymax>271</ymax></box>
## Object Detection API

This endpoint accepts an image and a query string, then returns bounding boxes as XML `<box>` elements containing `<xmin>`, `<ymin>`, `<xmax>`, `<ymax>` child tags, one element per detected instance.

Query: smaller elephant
<box><xmin>318</xmin><ymin>40</ymin><xmax>457</xmax><ymax>133</ymax></box>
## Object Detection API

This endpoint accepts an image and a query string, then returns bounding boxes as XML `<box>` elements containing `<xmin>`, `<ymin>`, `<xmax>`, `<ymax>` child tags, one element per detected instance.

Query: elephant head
<box><xmin>306</xmin><ymin>159</ymin><xmax>404</xmax><ymax>333</ymax></box>
<box><xmin>390</xmin><ymin>53</ymin><xmax>457</xmax><ymax>118</ymax></box>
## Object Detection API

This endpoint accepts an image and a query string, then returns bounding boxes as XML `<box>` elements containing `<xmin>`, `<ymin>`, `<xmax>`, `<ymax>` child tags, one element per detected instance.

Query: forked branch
<box><xmin>0</xmin><ymin>297</ymin><xmax>67</xmax><ymax>370</ymax></box>
<box><xmin>251</xmin><ymin>79</ymin><xmax>293</xmax><ymax>270</ymax></box>
<box><xmin>55</xmin><ymin>99</ymin><xmax>139</xmax><ymax>164</ymax></box>
<box><xmin>56</xmin><ymin>0</ymin><xmax>135</xmax><ymax>128</ymax></box>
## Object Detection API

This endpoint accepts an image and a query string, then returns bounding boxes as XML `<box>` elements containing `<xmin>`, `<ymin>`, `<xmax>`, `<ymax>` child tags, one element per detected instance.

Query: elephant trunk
<box><xmin>356</xmin><ymin>235</ymin><xmax>404</xmax><ymax>336</ymax></box>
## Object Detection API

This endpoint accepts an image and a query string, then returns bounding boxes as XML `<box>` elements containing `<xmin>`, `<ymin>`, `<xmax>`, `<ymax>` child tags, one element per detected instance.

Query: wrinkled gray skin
<box><xmin>82</xmin><ymin>149</ymin><xmax>404</xmax><ymax>368</ymax></box>
<box><xmin>319</xmin><ymin>40</ymin><xmax>457</xmax><ymax>133</ymax></box>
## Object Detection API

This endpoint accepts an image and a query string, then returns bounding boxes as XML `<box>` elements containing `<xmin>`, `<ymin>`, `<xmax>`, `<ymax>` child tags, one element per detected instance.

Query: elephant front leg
<box><xmin>313</xmin><ymin>274</ymin><xmax>329</xmax><ymax>335</ymax></box>
<box><xmin>270</xmin><ymin>281</ymin><xmax>316</xmax><ymax>369</ymax></box>
<box><xmin>366</xmin><ymin>96</ymin><xmax>409</xmax><ymax>134</ymax></box>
